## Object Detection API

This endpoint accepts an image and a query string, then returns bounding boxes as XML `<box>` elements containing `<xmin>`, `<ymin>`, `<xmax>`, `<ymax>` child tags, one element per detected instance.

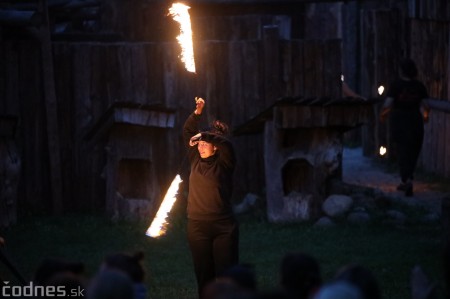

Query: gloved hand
<box><xmin>194</xmin><ymin>97</ymin><xmax>205</xmax><ymax>115</ymax></box>
<box><xmin>189</xmin><ymin>133</ymin><xmax>202</xmax><ymax>147</ymax></box>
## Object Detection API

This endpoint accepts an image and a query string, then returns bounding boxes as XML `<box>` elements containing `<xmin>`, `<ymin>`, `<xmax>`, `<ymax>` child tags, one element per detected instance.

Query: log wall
<box><xmin>0</xmin><ymin>34</ymin><xmax>342</xmax><ymax>215</ymax></box>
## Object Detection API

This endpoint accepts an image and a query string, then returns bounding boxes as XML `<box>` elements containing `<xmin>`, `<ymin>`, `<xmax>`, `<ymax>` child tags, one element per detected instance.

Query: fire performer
<box><xmin>380</xmin><ymin>58</ymin><xmax>430</xmax><ymax>197</ymax></box>
<box><xmin>183</xmin><ymin>97</ymin><xmax>239</xmax><ymax>298</ymax></box>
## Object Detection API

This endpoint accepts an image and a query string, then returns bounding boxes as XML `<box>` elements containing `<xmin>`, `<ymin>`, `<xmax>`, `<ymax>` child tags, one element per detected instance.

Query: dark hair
<box><xmin>400</xmin><ymin>58</ymin><xmax>418</xmax><ymax>79</ymax></box>
<box><xmin>34</xmin><ymin>258</ymin><xmax>84</xmax><ymax>285</ymax></box>
<box><xmin>334</xmin><ymin>264</ymin><xmax>381</xmax><ymax>299</ymax></box>
<box><xmin>210</xmin><ymin>120</ymin><xmax>229</xmax><ymax>136</ymax></box>
<box><xmin>444</xmin><ymin>241</ymin><xmax>450</xmax><ymax>298</ymax></box>
<box><xmin>103</xmin><ymin>251</ymin><xmax>145</xmax><ymax>283</ymax></box>
<box><xmin>221</xmin><ymin>263</ymin><xmax>257</xmax><ymax>290</ymax></box>
<box><xmin>280</xmin><ymin>252</ymin><xmax>322</xmax><ymax>297</ymax></box>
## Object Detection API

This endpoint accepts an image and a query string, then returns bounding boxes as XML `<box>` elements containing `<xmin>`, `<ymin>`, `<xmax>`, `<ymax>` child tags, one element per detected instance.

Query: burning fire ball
<box><xmin>146</xmin><ymin>174</ymin><xmax>183</xmax><ymax>238</ymax></box>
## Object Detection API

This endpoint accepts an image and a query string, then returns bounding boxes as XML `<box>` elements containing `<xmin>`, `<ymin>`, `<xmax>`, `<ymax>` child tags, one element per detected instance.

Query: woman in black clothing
<box><xmin>380</xmin><ymin>58</ymin><xmax>430</xmax><ymax>197</ymax></box>
<box><xmin>183</xmin><ymin>97</ymin><xmax>239</xmax><ymax>298</ymax></box>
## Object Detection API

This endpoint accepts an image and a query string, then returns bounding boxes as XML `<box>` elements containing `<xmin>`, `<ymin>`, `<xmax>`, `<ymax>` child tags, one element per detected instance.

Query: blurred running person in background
<box><xmin>380</xmin><ymin>58</ymin><xmax>430</xmax><ymax>197</ymax></box>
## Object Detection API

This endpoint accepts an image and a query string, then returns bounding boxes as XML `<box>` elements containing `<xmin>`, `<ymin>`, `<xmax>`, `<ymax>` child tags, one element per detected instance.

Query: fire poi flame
<box><xmin>378</xmin><ymin>85</ymin><xmax>385</xmax><ymax>96</ymax></box>
<box><xmin>168</xmin><ymin>3</ymin><xmax>196</xmax><ymax>73</ymax></box>
<box><xmin>379</xmin><ymin>146</ymin><xmax>387</xmax><ymax>156</ymax></box>
<box><xmin>146</xmin><ymin>175</ymin><xmax>183</xmax><ymax>238</ymax></box>
<box><xmin>146</xmin><ymin>3</ymin><xmax>195</xmax><ymax>238</ymax></box>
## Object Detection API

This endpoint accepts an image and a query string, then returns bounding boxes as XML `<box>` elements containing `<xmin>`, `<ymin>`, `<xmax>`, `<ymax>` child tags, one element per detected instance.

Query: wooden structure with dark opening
<box><xmin>86</xmin><ymin>102</ymin><xmax>176</xmax><ymax>221</ymax></box>
<box><xmin>235</xmin><ymin>97</ymin><xmax>374</xmax><ymax>222</ymax></box>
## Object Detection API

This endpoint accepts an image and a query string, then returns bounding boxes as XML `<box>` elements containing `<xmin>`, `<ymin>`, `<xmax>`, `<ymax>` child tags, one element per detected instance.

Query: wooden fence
<box><xmin>2</xmin><ymin>2</ymin><xmax>449</xmax><ymax>223</ymax></box>
<box><xmin>0</xmin><ymin>33</ymin><xmax>342</xmax><ymax>216</ymax></box>
<box><xmin>359</xmin><ymin>8</ymin><xmax>450</xmax><ymax>178</ymax></box>
<box><xmin>420</xmin><ymin>101</ymin><xmax>450</xmax><ymax>177</ymax></box>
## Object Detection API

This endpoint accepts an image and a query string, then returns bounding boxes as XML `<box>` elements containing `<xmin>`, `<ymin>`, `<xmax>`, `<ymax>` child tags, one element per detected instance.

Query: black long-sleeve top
<box><xmin>386</xmin><ymin>79</ymin><xmax>428</xmax><ymax>111</ymax></box>
<box><xmin>183</xmin><ymin>113</ymin><xmax>236</xmax><ymax>221</ymax></box>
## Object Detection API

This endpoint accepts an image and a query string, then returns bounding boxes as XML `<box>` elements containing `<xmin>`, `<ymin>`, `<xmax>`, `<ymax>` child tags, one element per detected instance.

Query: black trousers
<box><xmin>187</xmin><ymin>217</ymin><xmax>239</xmax><ymax>298</ymax></box>
<box><xmin>391</xmin><ymin>110</ymin><xmax>424</xmax><ymax>182</ymax></box>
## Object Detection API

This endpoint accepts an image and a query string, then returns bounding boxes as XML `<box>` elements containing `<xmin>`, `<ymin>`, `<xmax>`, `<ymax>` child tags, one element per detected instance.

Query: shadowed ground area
<box><xmin>342</xmin><ymin>147</ymin><xmax>444</xmax><ymax>214</ymax></box>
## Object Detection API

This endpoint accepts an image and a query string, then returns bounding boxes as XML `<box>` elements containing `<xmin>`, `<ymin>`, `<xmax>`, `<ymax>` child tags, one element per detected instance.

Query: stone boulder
<box><xmin>322</xmin><ymin>194</ymin><xmax>353</xmax><ymax>217</ymax></box>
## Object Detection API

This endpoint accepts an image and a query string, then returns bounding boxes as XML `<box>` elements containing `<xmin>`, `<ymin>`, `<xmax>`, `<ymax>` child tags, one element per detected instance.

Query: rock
<box><xmin>234</xmin><ymin>193</ymin><xmax>260</xmax><ymax>214</ymax></box>
<box><xmin>347</xmin><ymin>211</ymin><xmax>371</xmax><ymax>224</ymax></box>
<box><xmin>282</xmin><ymin>192</ymin><xmax>313</xmax><ymax>221</ymax></box>
<box><xmin>314</xmin><ymin>217</ymin><xmax>336</xmax><ymax>227</ymax></box>
<box><xmin>352</xmin><ymin>193</ymin><xmax>377</xmax><ymax>211</ymax></box>
<box><xmin>374</xmin><ymin>194</ymin><xmax>392</xmax><ymax>209</ymax></box>
<box><xmin>322</xmin><ymin>194</ymin><xmax>353</xmax><ymax>217</ymax></box>
<box><xmin>385</xmin><ymin>209</ymin><xmax>407</xmax><ymax>225</ymax></box>
<box><xmin>420</xmin><ymin>213</ymin><xmax>440</xmax><ymax>224</ymax></box>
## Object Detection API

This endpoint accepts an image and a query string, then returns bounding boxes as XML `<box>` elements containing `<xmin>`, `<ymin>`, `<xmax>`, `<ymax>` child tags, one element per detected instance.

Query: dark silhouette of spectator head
<box><xmin>102</xmin><ymin>251</ymin><xmax>145</xmax><ymax>283</ymax></box>
<box><xmin>87</xmin><ymin>269</ymin><xmax>134</xmax><ymax>299</ymax></box>
<box><xmin>279</xmin><ymin>252</ymin><xmax>322</xmax><ymax>299</ymax></box>
<box><xmin>314</xmin><ymin>281</ymin><xmax>363</xmax><ymax>299</ymax></box>
<box><xmin>46</xmin><ymin>271</ymin><xmax>85</xmax><ymax>294</ymax></box>
<box><xmin>400</xmin><ymin>58</ymin><xmax>418</xmax><ymax>79</ymax></box>
<box><xmin>101</xmin><ymin>251</ymin><xmax>147</xmax><ymax>299</ymax></box>
<box><xmin>254</xmin><ymin>289</ymin><xmax>291</xmax><ymax>299</ymax></box>
<box><xmin>33</xmin><ymin>257</ymin><xmax>84</xmax><ymax>286</ymax></box>
<box><xmin>220</xmin><ymin>263</ymin><xmax>257</xmax><ymax>292</ymax></box>
<box><xmin>334</xmin><ymin>264</ymin><xmax>380</xmax><ymax>299</ymax></box>
<box><xmin>202</xmin><ymin>279</ymin><xmax>240</xmax><ymax>299</ymax></box>
<box><xmin>444</xmin><ymin>241</ymin><xmax>450</xmax><ymax>299</ymax></box>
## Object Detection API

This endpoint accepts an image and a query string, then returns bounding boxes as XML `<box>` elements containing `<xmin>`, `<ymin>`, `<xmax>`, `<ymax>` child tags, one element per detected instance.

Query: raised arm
<box><xmin>379</xmin><ymin>97</ymin><xmax>393</xmax><ymax>123</ymax></box>
<box><xmin>183</xmin><ymin>97</ymin><xmax>205</xmax><ymax>146</ymax></box>
<box><xmin>200</xmin><ymin>132</ymin><xmax>236</xmax><ymax>170</ymax></box>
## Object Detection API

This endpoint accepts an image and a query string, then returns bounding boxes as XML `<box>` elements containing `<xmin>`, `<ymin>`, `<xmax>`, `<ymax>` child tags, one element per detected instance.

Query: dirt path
<box><xmin>342</xmin><ymin>147</ymin><xmax>444</xmax><ymax>214</ymax></box>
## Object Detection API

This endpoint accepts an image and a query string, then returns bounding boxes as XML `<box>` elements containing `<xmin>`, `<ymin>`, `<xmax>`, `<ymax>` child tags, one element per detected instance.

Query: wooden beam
<box><xmin>428</xmin><ymin>98</ymin><xmax>450</xmax><ymax>113</ymax></box>
<box><xmin>0</xmin><ymin>10</ymin><xmax>40</xmax><ymax>26</ymax></box>
<box><xmin>38</xmin><ymin>0</ymin><xmax>64</xmax><ymax>214</ymax></box>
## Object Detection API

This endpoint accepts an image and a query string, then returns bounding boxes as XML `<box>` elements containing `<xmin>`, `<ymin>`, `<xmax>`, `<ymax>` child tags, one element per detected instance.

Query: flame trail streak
<box><xmin>146</xmin><ymin>174</ymin><xmax>183</xmax><ymax>238</ymax></box>
<box><xmin>168</xmin><ymin>3</ymin><xmax>196</xmax><ymax>73</ymax></box>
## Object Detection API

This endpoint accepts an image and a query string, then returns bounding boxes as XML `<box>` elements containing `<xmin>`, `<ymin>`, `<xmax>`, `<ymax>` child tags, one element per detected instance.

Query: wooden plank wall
<box><xmin>410</xmin><ymin>19</ymin><xmax>449</xmax><ymax>101</ymax></box>
<box><xmin>421</xmin><ymin>109</ymin><xmax>450</xmax><ymax>177</ymax></box>
<box><xmin>0</xmin><ymin>36</ymin><xmax>342</xmax><ymax>214</ymax></box>
<box><xmin>411</xmin><ymin>19</ymin><xmax>450</xmax><ymax>177</ymax></box>
<box><xmin>360</xmin><ymin>9</ymin><xmax>401</xmax><ymax>156</ymax></box>
<box><xmin>359</xmin><ymin>8</ymin><xmax>450</xmax><ymax>178</ymax></box>
<box><xmin>407</xmin><ymin>0</ymin><xmax>450</xmax><ymax>21</ymax></box>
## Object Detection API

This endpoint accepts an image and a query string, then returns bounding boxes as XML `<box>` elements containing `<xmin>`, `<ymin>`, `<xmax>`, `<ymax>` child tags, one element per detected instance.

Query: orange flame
<box><xmin>146</xmin><ymin>174</ymin><xmax>183</xmax><ymax>238</ymax></box>
<box><xmin>168</xmin><ymin>3</ymin><xmax>196</xmax><ymax>73</ymax></box>
<box><xmin>378</xmin><ymin>85</ymin><xmax>385</xmax><ymax>96</ymax></box>
<box><xmin>379</xmin><ymin>146</ymin><xmax>387</xmax><ymax>156</ymax></box>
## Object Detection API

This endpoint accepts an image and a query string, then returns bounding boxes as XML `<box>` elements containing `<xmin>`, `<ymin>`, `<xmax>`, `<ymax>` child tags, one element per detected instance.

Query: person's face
<box><xmin>198</xmin><ymin>141</ymin><xmax>216</xmax><ymax>158</ymax></box>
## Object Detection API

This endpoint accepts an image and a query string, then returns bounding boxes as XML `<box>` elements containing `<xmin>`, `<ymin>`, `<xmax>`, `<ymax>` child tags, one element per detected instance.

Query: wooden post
<box><xmin>263</xmin><ymin>25</ymin><xmax>281</xmax><ymax>107</ymax></box>
<box><xmin>38</xmin><ymin>0</ymin><xmax>63</xmax><ymax>214</ymax></box>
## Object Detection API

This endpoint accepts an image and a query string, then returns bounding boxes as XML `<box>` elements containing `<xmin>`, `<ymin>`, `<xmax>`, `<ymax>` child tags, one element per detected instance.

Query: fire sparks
<box><xmin>168</xmin><ymin>3</ymin><xmax>196</xmax><ymax>73</ymax></box>
<box><xmin>379</xmin><ymin>146</ymin><xmax>387</xmax><ymax>156</ymax></box>
<box><xmin>378</xmin><ymin>85</ymin><xmax>385</xmax><ymax>95</ymax></box>
<box><xmin>146</xmin><ymin>174</ymin><xmax>183</xmax><ymax>238</ymax></box>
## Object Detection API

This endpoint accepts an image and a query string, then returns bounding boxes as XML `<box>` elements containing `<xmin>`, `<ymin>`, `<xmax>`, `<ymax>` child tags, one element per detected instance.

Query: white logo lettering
<box><xmin>1</xmin><ymin>281</ymin><xmax>84</xmax><ymax>297</ymax></box>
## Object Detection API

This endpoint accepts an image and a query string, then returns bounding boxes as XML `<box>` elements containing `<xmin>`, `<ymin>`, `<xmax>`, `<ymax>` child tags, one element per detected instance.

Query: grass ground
<box><xmin>0</xmin><ymin>208</ymin><xmax>446</xmax><ymax>299</ymax></box>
